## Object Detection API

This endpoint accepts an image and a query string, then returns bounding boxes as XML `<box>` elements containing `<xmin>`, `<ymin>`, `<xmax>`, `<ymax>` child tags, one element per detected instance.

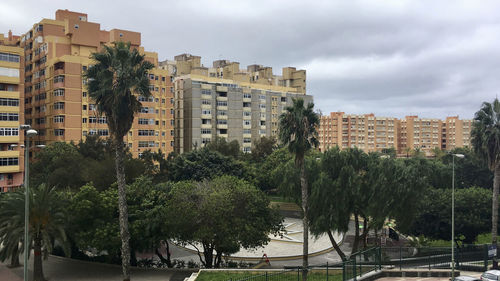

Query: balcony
<box><xmin>0</xmin><ymin>165</ymin><xmax>20</xmax><ymax>173</ymax></box>
<box><xmin>216</xmin><ymin>86</ymin><xmax>228</xmax><ymax>92</ymax></box>
<box><xmin>0</xmin><ymin>150</ymin><xmax>20</xmax><ymax>157</ymax></box>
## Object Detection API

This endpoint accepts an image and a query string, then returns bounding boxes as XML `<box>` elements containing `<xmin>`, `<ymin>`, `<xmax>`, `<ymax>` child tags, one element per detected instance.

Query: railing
<box><xmin>381</xmin><ymin>245</ymin><xmax>489</xmax><ymax>271</ymax></box>
<box><xmin>226</xmin><ymin>247</ymin><xmax>380</xmax><ymax>281</ymax></box>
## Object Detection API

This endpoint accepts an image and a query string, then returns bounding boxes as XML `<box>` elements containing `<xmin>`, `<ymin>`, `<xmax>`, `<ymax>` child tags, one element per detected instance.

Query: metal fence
<box><xmin>224</xmin><ymin>245</ymin><xmax>490</xmax><ymax>281</ymax></box>
<box><xmin>225</xmin><ymin>247</ymin><xmax>380</xmax><ymax>281</ymax></box>
<box><xmin>381</xmin><ymin>245</ymin><xmax>489</xmax><ymax>271</ymax></box>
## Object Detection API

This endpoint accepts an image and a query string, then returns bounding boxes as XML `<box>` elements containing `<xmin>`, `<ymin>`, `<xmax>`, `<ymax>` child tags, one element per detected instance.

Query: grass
<box><xmin>196</xmin><ymin>270</ymin><xmax>343</xmax><ymax>281</ymax></box>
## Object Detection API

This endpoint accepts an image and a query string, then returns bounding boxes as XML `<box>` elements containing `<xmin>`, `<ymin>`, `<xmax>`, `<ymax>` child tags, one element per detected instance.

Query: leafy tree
<box><xmin>85</xmin><ymin>41</ymin><xmax>154</xmax><ymax>280</ymax></box>
<box><xmin>408</xmin><ymin>187</ymin><xmax>491</xmax><ymax>244</ymax></box>
<box><xmin>278</xmin><ymin>98</ymin><xmax>319</xmax><ymax>281</ymax></box>
<box><xmin>67</xmin><ymin>184</ymin><xmax>121</xmax><ymax>264</ymax></box>
<box><xmin>0</xmin><ymin>185</ymin><xmax>70</xmax><ymax>281</ymax></box>
<box><xmin>471</xmin><ymin>98</ymin><xmax>500</xmax><ymax>269</ymax></box>
<box><xmin>31</xmin><ymin>142</ymin><xmax>86</xmax><ymax>189</ymax></box>
<box><xmin>256</xmin><ymin>147</ymin><xmax>293</xmax><ymax>191</ymax></box>
<box><xmin>307</xmin><ymin>148</ymin><xmax>428</xmax><ymax>260</ymax></box>
<box><xmin>205</xmin><ymin>137</ymin><xmax>241</xmax><ymax>158</ymax></box>
<box><xmin>30</xmin><ymin>139</ymin><xmax>146</xmax><ymax>191</ymax></box>
<box><xmin>251</xmin><ymin>136</ymin><xmax>277</xmax><ymax>162</ymax></box>
<box><xmin>168</xmin><ymin>176</ymin><xmax>282</xmax><ymax>268</ymax></box>
<box><xmin>165</xmin><ymin>148</ymin><xmax>254</xmax><ymax>183</ymax></box>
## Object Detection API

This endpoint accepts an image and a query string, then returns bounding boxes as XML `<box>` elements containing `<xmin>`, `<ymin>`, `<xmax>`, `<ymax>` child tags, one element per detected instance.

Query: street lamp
<box><xmin>21</xmin><ymin>125</ymin><xmax>37</xmax><ymax>281</ymax></box>
<box><xmin>451</xmin><ymin>153</ymin><xmax>465</xmax><ymax>280</ymax></box>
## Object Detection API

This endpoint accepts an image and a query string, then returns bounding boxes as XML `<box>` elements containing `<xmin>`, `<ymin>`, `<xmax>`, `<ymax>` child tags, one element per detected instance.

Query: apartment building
<box><xmin>160</xmin><ymin>55</ymin><xmax>312</xmax><ymax>153</ymax></box>
<box><xmin>319</xmin><ymin>112</ymin><xmax>472</xmax><ymax>156</ymax></box>
<box><xmin>15</xmin><ymin>9</ymin><xmax>174</xmax><ymax>160</ymax></box>
<box><xmin>0</xmin><ymin>32</ymin><xmax>24</xmax><ymax>191</ymax></box>
<box><xmin>442</xmin><ymin>116</ymin><xmax>472</xmax><ymax>150</ymax></box>
<box><xmin>318</xmin><ymin>112</ymin><xmax>398</xmax><ymax>153</ymax></box>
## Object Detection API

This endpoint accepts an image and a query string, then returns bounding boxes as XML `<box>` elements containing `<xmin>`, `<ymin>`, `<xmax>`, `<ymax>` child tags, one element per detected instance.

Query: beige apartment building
<box><xmin>0</xmin><ymin>32</ymin><xmax>25</xmax><ymax>191</ymax></box>
<box><xmin>319</xmin><ymin>112</ymin><xmax>472</xmax><ymax>156</ymax></box>
<box><xmin>159</xmin><ymin>54</ymin><xmax>312</xmax><ymax>153</ymax></box>
<box><xmin>15</xmin><ymin>10</ymin><xmax>174</xmax><ymax>160</ymax></box>
<box><xmin>318</xmin><ymin>112</ymin><xmax>398</xmax><ymax>153</ymax></box>
<box><xmin>0</xmin><ymin>10</ymin><xmax>176</xmax><ymax>190</ymax></box>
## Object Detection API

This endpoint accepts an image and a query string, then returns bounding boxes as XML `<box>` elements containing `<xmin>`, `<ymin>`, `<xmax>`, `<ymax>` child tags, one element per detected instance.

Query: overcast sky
<box><xmin>1</xmin><ymin>0</ymin><xmax>498</xmax><ymax>119</ymax></box>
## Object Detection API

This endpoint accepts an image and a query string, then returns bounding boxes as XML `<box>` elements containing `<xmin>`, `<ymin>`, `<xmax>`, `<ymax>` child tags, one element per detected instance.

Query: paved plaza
<box><xmin>0</xmin><ymin>255</ymin><xmax>193</xmax><ymax>281</ymax></box>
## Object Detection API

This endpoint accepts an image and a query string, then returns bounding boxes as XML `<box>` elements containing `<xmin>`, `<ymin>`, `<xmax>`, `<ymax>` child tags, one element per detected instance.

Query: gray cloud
<box><xmin>1</xmin><ymin>0</ymin><xmax>499</xmax><ymax>119</ymax></box>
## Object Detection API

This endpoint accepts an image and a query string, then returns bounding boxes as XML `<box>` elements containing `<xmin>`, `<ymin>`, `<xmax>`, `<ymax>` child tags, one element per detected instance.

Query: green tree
<box><xmin>278</xmin><ymin>98</ymin><xmax>319</xmax><ymax>281</ymax></box>
<box><xmin>408</xmin><ymin>187</ymin><xmax>491</xmax><ymax>244</ymax></box>
<box><xmin>30</xmin><ymin>142</ymin><xmax>86</xmax><ymax>189</ymax></box>
<box><xmin>0</xmin><ymin>185</ymin><xmax>70</xmax><ymax>281</ymax></box>
<box><xmin>471</xmin><ymin>98</ymin><xmax>500</xmax><ymax>269</ymax></box>
<box><xmin>205</xmin><ymin>137</ymin><xmax>241</xmax><ymax>158</ymax></box>
<box><xmin>85</xmin><ymin>41</ymin><xmax>154</xmax><ymax>280</ymax></box>
<box><xmin>168</xmin><ymin>176</ymin><xmax>282</xmax><ymax>268</ymax></box>
<box><xmin>257</xmin><ymin>147</ymin><xmax>293</xmax><ymax>191</ymax></box>
<box><xmin>251</xmin><ymin>136</ymin><xmax>277</xmax><ymax>162</ymax></box>
<box><xmin>165</xmin><ymin>148</ymin><xmax>253</xmax><ymax>183</ymax></box>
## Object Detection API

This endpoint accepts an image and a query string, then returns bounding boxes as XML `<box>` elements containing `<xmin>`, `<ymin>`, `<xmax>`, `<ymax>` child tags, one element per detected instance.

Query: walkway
<box><xmin>0</xmin><ymin>255</ymin><xmax>193</xmax><ymax>281</ymax></box>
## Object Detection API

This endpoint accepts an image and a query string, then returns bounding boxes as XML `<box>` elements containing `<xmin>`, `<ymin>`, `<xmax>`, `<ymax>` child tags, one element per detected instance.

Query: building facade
<box><xmin>319</xmin><ymin>112</ymin><xmax>472</xmax><ymax>156</ymax></box>
<box><xmin>160</xmin><ymin>55</ymin><xmax>312</xmax><ymax>153</ymax></box>
<box><xmin>0</xmin><ymin>32</ymin><xmax>25</xmax><ymax>191</ymax></box>
<box><xmin>318</xmin><ymin>112</ymin><xmax>398</xmax><ymax>153</ymax></box>
<box><xmin>16</xmin><ymin>10</ymin><xmax>174</xmax><ymax>159</ymax></box>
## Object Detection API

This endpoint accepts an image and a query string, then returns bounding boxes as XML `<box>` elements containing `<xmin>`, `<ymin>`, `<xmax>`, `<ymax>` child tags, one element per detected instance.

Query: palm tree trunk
<box><xmin>33</xmin><ymin>236</ymin><xmax>44</xmax><ymax>281</ymax></box>
<box><xmin>492</xmin><ymin>163</ymin><xmax>500</xmax><ymax>269</ymax></box>
<box><xmin>10</xmin><ymin>243</ymin><xmax>20</xmax><ymax>267</ymax></box>
<box><xmin>299</xmin><ymin>156</ymin><xmax>308</xmax><ymax>281</ymax></box>
<box><xmin>115</xmin><ymin>139</ymin><xmax>131</xmax><ymax>280</ymax></box>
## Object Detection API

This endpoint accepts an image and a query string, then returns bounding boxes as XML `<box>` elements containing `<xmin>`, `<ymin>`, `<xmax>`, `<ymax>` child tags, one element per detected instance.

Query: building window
<box><xmin>243</xmin><ymin>120</ymin><xmax>251</xmax><ymax>126</ymax></box>
<box><xmin>0</xmin><ymin>158</ymin><xmax>18</xmax><ymax>166</ymax></box>
<box><xmin>53</xmin><ymin>75</ymin><xmax>64</xmax><ymax>83</ymax></box>
<box><xmin>138</xmin><ymin>118</ymin><xmax>155</xmax><ymax>125</ymax></box>
<box><xmin>138</xmin><ymin>130</ymin><xmax>155</xmax><ymax>136</ymax></box>
<box><xmin>0</xmin><ymin>128</ymin><xmax>19</xmax><ymax>136</ymax></box>
<box><xmin>98</xmin><ymin>129</ymin><xmax>109</xmax><ymax>136</ymax></box>
<box><xmin>243</xmin><ymin>93</ymin><xmax>252</xmax><ymax>99</ymax></box>
<box><xmin>53</xmin><ymin>102</ymin><xmax>65</xmax><ymax>110</ymax></box>
<box><xmin>0</xmin><ymin>98</ymin><xmax>19</xmax><ymax>107</ymax></box>
<box><xmin>0</xmin><ymin>52</ymin><xmax>20</xmax><ymax>63</ymax></box>
<box><xmin>54</xmin><ymin>129</ymin><xmax>65</xmax><ymax>136</ymax></box>
<box><xmin>82</xmin><ymin>118</ymin><xmax>87</xmax><ymax>123</ymax></box>
<box><xmin>201</xmin><ymin>129</ymin><xmax>211</xmax><ymax>134</ymax></box>
<box><xmin>82</xmin><ymin>92</ymin><xmax>87</xmax><ymax>97</ymax></box>
<box><xmin>0</xmin><ymin>113</ymin><xmax>18</xmax><ymax>121</ymax></box>
<box><xmin>0</xmin><ymin>67</ymin><xmax>20</xmax><ymax>78</ymax></box>
<box><xmin>53</xmin><ymin>115</ymin><xmax>65</xmax><ymax>123</ymax></box>
<box><xmin>53</xmin><ymin>89</ymin><xmax>65</xmax><ymax>97</ymax></box>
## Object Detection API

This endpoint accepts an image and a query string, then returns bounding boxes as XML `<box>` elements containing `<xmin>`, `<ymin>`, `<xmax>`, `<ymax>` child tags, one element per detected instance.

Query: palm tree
<box><xmin>0</xmin><ymin>184</ymin><xmax>70</xmax><ymax>281</ymax></box>
<box><xmin>85</xmin><ymin>41</ymin><xmax>154</xmax><ymax>280</ymax></box>
<box><xmin>471</xmin><ymin>98</ymin><xmax>500</xmax><ymax>269</ymax></box>
<box><xmin>279</xmin><ymin>98</ymin><xmax>319</xmax><ymax>281</ymax></box>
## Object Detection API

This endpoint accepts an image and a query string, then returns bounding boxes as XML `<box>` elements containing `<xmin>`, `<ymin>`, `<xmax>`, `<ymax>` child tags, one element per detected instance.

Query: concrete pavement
<box><xmin>0</xmin><ymin>255</ymin><xmax>193</xmax><ymax>281</ymax></box>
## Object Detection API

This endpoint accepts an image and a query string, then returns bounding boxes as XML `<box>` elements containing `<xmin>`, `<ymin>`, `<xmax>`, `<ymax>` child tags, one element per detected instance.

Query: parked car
<box><xmin>455</xmin><ymin>276</ymin><xmax>481</xmax><ymax>281</ymax></box>
<box><xmin>481</xmin><ymin>270</ymin><xmax>500</xmax><ymax>281</ymax></box>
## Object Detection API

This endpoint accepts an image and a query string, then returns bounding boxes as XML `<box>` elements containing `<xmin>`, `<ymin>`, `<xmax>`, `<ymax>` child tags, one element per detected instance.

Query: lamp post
<box><xmin>21</xmin><ymin>125</ymin><xmax>37</xmax><ymax>281</ymax></box>
<box><xmin>451</xmin><ymin>153</ymin><xmax>465</xmax><ymax>280</ymax></box>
